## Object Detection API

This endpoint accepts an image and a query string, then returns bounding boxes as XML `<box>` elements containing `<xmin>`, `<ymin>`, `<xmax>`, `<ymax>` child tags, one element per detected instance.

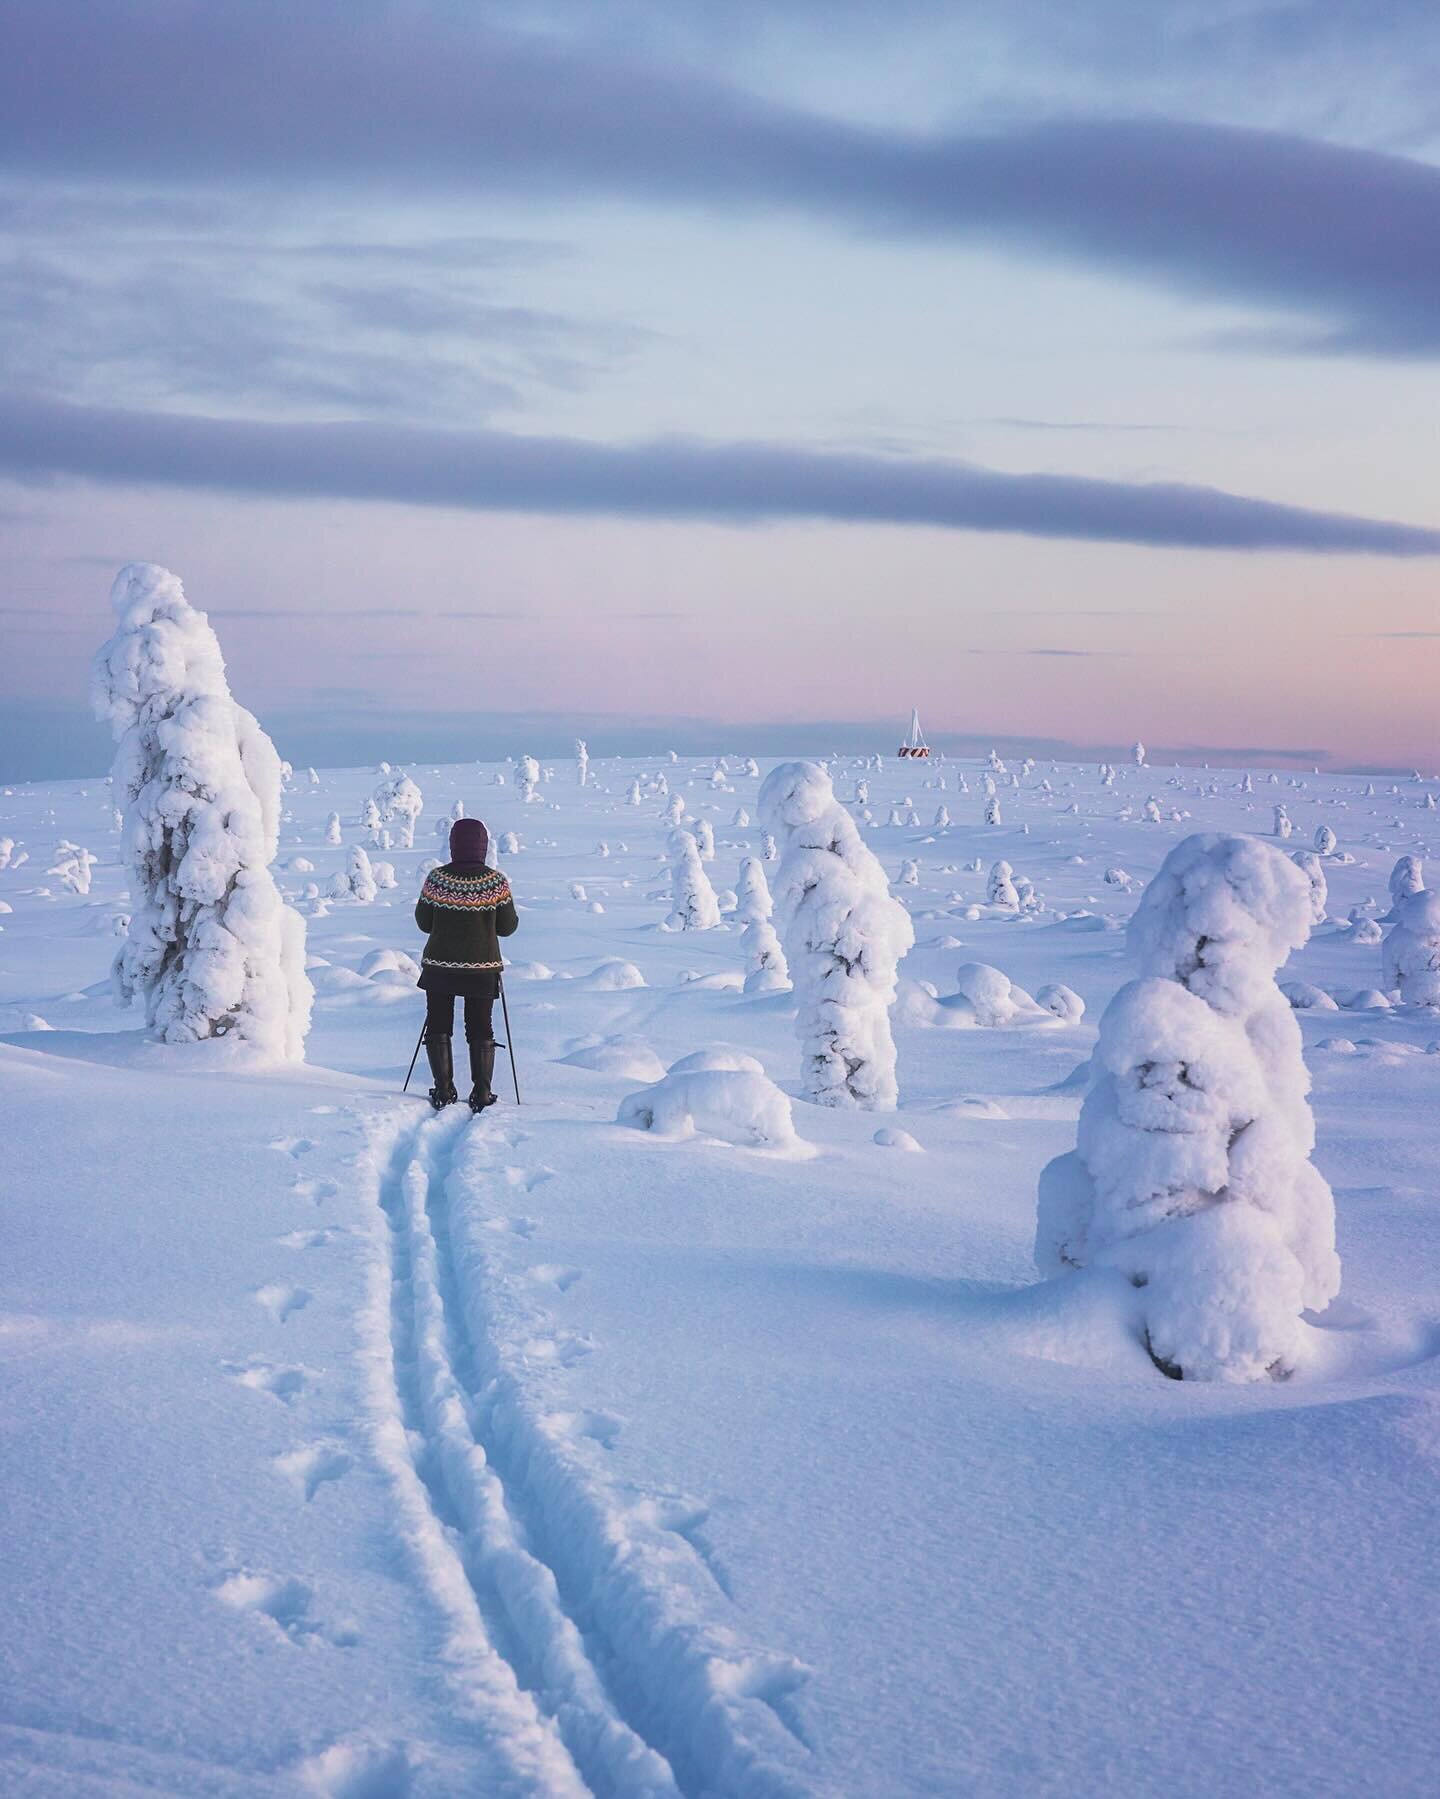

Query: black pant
<box><xmin>425</xmin><ymin>989</ymin><xmax>495</xmax><ymax>1041</ymax></box>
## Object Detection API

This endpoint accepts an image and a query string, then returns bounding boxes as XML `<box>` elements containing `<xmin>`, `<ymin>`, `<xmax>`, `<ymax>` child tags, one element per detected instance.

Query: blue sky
<box><xmin>2</xmin><ymin>1</ymin><xmax>1438</xmax><ymax>778</ymax></box>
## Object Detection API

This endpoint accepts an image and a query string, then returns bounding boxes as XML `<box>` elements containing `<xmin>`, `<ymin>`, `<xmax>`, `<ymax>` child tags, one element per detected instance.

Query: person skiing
<box><xmin>414</xmin><ymin>817</ymin><xmax>518</xmax><ymax>1111</ymax></box>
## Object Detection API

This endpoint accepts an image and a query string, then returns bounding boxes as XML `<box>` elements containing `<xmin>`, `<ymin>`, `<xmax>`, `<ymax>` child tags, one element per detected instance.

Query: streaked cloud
<box><xmin>2</xmin><ymin>392</ymin><xmax>1434</xmax><ymax>555</ymax></box>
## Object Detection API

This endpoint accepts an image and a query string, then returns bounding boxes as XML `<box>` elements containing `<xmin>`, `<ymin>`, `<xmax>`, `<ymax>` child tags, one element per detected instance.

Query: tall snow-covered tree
<box><xmin>664</xmin><ymin>829</ymin><xmax>721</xmax><ymax>930</ymax></box>
<box><xmin>760</xmin><ymin>760</ymin><xmax>913</xmax><ymax>1109</ymax></box>
<box><xmin>91</xmin><ymin>563</ymin><xmax>312</xmax><ymax>1059</ymax></box>
<box><xmin>1035</xmin><ymin>833</ymin><xmax>1339</xmax><ymax>1381</ymax></box>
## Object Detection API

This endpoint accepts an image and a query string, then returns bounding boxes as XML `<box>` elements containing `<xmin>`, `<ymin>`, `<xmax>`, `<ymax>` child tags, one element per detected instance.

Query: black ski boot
<box><xmin>426</xmin><ymin>1033</ymin><xmax>458</xmax><ymax>1109</ymax></box>
<box><xmin>467</xmin><ymin>1036</ymin><xmax>499</xmax><ymax>1113</ymax></box>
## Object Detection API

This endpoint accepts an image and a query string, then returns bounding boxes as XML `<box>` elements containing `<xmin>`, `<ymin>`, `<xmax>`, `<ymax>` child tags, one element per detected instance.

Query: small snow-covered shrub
<box><xmin>1273</xmin><ymin>804</ymin><xmax>1292</xmax><ymax>840</ymax></box>
<box><xmin>48</xmin><ymin>841</ymin><xmax>97</xmax><ymax>895</ymax></box>
<box><xmin>984</xmin><ymin>796</ymin><xmax>1002</xmax><ymax>826</ymax></box>
<box><xmin>571</xmin><ymin>958</ymin><xmax>646</xmax><ymax>990</ymax></box>
<box><xmin>514</xmin><ymin>754</ymin><xmax>541</xmax><ymax>802</ymax></box>
<box><xmin>986</xmin><ymin>860</ymin><xmax>1019</xmax><ymax>908</ymax></box>
<box><xmin>1036</xmin><ymin>983</ymin><xmax>1085</xmax><ymax>1024</ymax></box>
<box><xmin>898</xmin><ymin>858</ymin><xmax>919</xmax><ymax>886</ymax></box>
<box><xmin>664</xmin><ymin>829</ymin><xmax>721</xmax><ymax>930</ymax></box>
<box><xmin>1280</xmin><ymin>980</ymin><xmax>1338</xmax><ymax>1011</ymax></box>
<box><xmin>324</xmin><ymin>812</ymin><xmax>342</xmax><ymax>846</ymax></box>
<box><xmin>953</xmin><ymin>962</ymin><xmax>1048</xmax><ymax>1027</ymax></box>
<box><xmin>760</xmin><ymin>760</ymin><xmax>914</xmax><ymax>1109</ymax></box>
<box><xmin>329</xmin><ymin>846</ymin><xmax>378</xmax><ymax>903</ymax></box>
<box><xmin>1382</xmin><ymin>891</ymin><xmax>1440</xmax><ymax>1006</ymax></box>
<box><xmin>91</xmin><ymin>563</ymin><xmax>311</xmax><ymax>1059</ymax></box>
<box><xmin>1035</xmin><ymin>832</ymin><xmax>1339</xmax><ymax>1383</ymax></box>
<box><xmin>1351</xmin><ymin>918</ymin><xmax>1383</xmax><ymax>946</ymax></box>
<box><xmin>617</xmin><ymin>1067</ymin><xmax>798</xmax><ymax>1149</ymax></box>
<box><xmin>1314</xmin><ymin>824</ymin><xmax>1337</xmax><ymax>856</ymax></box>
<box><xmin>498</xmin><ymin>830</ymin><xmax>520</xmax><ymax>856</ymax></box>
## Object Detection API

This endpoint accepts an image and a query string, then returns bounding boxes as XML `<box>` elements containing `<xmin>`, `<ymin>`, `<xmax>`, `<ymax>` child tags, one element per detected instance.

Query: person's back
<box><xmin>414</xmin><ymin>818</ymin><xmax>518</xmax><ymax>1110</ymax></box>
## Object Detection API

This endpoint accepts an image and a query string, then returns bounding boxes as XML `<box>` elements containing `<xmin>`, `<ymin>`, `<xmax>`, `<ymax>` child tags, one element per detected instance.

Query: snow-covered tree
<box><xmin>91</xmin><ymin>563</ymin><xmax>312</xmax><ymax>1059</ymax></box>
<box><xmin>663</xmin><ymin>793</ymin><xmax>685</xmax><ymax>828</ymax></box>
<box><xmin>664</xmin><ymin>829</ymin><xmax>721</xmax><ymax>930</ymax></box>
<box><xmin>898</xmin><ymin>858</ymin><xmax>919</xmax><ymax>886</ymax></box>
<box><xmin>1387</xmin><ymin>854</ymin><xmax>1424</xmax><ymax>917</ymax></box>
<box><xmin>515</xmin><ymin>755</ymin><xmax>540</xmax><ymax>803</ymax></box>
<box><xmin>733</xmin><ymin>857</ymin><xmax>790</xmax><ymax>993</ymax></box>
<box><xmin>1383</xmin><ymin>891</ymin><xmax>1440</xmax><ymax>1006</ymax></box>
<box><xmin>626</xmin><ymin>779</ymin><xmax>642</xmax><ymax>806</ymax></box>
<box><xmin>761</xmin><ymin>831</ymin><xmax>778</xmax><ymax>862</ymax></box>
<box><xmin>694</xmin><ymin>817</ymin><xmax>716</xmax><ymax>862</ymax></box>
<box><xmin>329</xmin><ymin>845</ymin><xmax>378</xmax><ymax>903</ymax></box>
<box><xmin>1290</xmin><ymin>850</ymin><xmax>1328</xmax><ymax>924</ymax></box>
<box><xmin>373</xmin><ymin>772</ymin><xmax>423</xmax><ymax>849</ymax></box>
<box><xmin>1133</xmin><ymin>740</ymin><xmax>1146</xmax><ymax>766</ymax></box>
<box><xmin>732</xmin><ymin>806</ymin><xmax>750</xmax><ymax>827</ymax></box>
<box><xmin>1035</xmin><ymin>833</ymin><xmax>1339</xmax><ymax>1382</ymax></box>
<box><xmin>986</xmin><ymin>859</ymin><xmax>1019</xmax><ymax>908</ymax></box>
<box><xmin>933</xmin><ymin>803</ymin><xmax>950</xmax><ymax>828</ymax></box>
<box><xmin>984</xmin><ymin>795</ymin><xmax>1002</xmax><ymax>826</ymax></box>
<box><xmin>1273</xmin><ymin>804</ymin><xmax>1292</xmax><ymax>840</ymax></box>
<box><xmin>48</xmin><ymin>840</ymin><xmax>97</xmax><ymax>895</ymax></box>
<box><xmin>1314</xmin><ymin>824</ymin><xmax>1337</xmax><ymax>856</ymax></box>
<box><xmin>575</xmin><ymin>738</ymin><xmax>589</xmax><ymax>787</ymax></box>
<box><xmin>759</xmin><ymin>760</ymin><xmax>914</xmax><ymax>1109</ymax></box>
<box><xmin>742</xmin><ymin>757</ymin><xmax>760</xmax><ymax>778</ymax></box>
<box><xmin>324</xmin><ymin>811</ymin><xmax>342</xmax><ymax>846</ymax></box>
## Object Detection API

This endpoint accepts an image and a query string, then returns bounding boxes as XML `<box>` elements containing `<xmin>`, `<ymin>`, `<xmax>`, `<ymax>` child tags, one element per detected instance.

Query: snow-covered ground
<box><xmin>2</xmin><ymin>752</ymin><xmax>1438</xmax><ymax>1796</ymax></box>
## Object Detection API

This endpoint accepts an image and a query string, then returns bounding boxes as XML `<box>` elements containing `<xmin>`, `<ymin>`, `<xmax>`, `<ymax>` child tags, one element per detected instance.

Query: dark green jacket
<box><xmin>414</xmin><ymin>863</ymin><xmax>519</xmax><ymax>972</ymax></box>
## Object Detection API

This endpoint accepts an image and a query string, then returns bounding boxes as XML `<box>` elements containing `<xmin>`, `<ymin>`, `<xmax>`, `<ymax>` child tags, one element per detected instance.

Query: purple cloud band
<box><xmin>1</xmin><ymin>391</ymin><xmax>1434</xmax><ymax>554</ymax></box>
<box><xmin>3</xmin><ymin>4</ymin><xmax>1439</xmax><ymax>353</ymax></box>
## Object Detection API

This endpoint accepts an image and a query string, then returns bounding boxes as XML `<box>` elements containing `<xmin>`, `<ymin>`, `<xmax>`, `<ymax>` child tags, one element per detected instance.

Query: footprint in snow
<box><xmin>269</xmin><ymin>1135</ymin><xmax>316</xmax><ymax>1158</ymax></box>
<box><xmin>296</xmin><ymin>1734</ymin><xmax>415</xmax><ymax>1797</ymax></box>
<box><xmin>223</xmin><ymin>1357</ymin><xmax>313</xmax><ymax>1403</ymax></box>
<box><xmin>542</xmin><ymin>1408</ymin><xmax>621</xmax><ymax>1450</ymax></box>
<box><xmin>277</xmin><ymin>1225</ymin><xmax>348</xmax><ymax>1250</ymax></box>
<box><xmin>529</xmin><ymin>1263</ymin><xmax>583</xmax><ymax>1293</ymax></box>
<box><xmin>272</xmin><ymin>1439</ymin><xmax>353</xmax><ymax>1502</ymax></box>
<box><xmin>293</xmin><ymin>1176</ymin><xmax>340</xmax><ymax>1205</ymax></box>
<box><xmin>521</xmin><ymin>1329</ymin><xmax>592</xmax><ymax>1367</ymax></box>
<box><xmin>255</xmin><ymin>1282</ymin><xmax>312</xmax><ymax>1323</ymax></box>
<box><xmin>503</xmin><ymin>1165</ymin><xmax>554</xmax><ymax>1192</ymax></box>
<box><xmin>482</xmin><ymin>1214</ymin><xmax>538</xmax><ymax>1238</ymax></box>
<box><xmin>213</xmin><ymin>1569</ymin><xmax>358</xmax><ymax>1647</ymax></box>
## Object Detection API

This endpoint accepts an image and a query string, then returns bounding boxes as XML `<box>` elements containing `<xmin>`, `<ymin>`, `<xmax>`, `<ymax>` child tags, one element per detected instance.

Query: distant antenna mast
<box><xmin>898</xmin><ymin>707</ymin><xmax>930</xmax><ymax>759</ymax></box>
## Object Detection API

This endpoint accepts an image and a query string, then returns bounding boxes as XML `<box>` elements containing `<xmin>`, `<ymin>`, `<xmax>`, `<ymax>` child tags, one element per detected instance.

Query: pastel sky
<box><xmin>2</xmin><ymin>0</ymin><xmax>1438</xmax><ymax>779</ymax></box>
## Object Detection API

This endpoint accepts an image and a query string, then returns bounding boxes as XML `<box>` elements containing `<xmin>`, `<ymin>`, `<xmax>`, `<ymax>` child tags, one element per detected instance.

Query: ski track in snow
<box><xmin>351</xmin><ymin>1101</ymin><xmax>817</xmax><ymax>1798</ymax></box>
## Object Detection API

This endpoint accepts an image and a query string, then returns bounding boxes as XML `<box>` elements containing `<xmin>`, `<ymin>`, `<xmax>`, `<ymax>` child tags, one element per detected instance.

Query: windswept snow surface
<box><xmin>2</xmin><ymin>752</ymin><xmax>1439</xmax><ymax>1796</ymax></box>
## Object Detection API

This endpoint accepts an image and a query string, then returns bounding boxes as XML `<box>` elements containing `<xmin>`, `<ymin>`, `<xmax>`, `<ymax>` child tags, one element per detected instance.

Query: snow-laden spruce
<box><xmin>1035</xmin><ymin>832</ymin><xmax>1340</xmax><ymax>1382</ymax></box>
<box><xmin>732</xmin><ymin>856</ymin><xmax>790</xmax><ymax>994</ymax></box>
<box><xmin>1382</xmin><ymin>890</ymin><xmax>1440</xmax><ymax>1006</ymax></box>
<box><xmin>91</xmin><ymin>563</ymin><xmax>312</xmax><ymax>1058</ymax></box>
<box><xmin>664</xmin><ymin>829</ymin><xmax>721</xmax><ymax>931</ymax></box>
<box><xmin>372</xmin><ymin>772</ymin><xmax>422</xmax><ymax>849</ymax></box>
<box><xmin>759</xmin><ymin>760</ymin><xmax>914</xmax><ymax>1109</ymax></box>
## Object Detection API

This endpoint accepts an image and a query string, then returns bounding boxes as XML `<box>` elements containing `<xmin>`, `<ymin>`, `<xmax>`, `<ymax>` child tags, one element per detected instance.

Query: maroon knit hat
<box><xmin>449</xmin><ymin>817</ymin><xmax>489</xmax><ymax>866</ymax></box>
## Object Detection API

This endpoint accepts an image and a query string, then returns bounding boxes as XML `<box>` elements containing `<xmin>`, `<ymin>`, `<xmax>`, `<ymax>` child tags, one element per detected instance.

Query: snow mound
<box><xmin>668</xmin><ymin>1049</ymin><xmax>765</xmax><ymax>1076</ymax></box>
<box><xmin>874</xmin><ymin>1126</ymin><xmax>923</xmax><ymax>1151</ymax></box>
<box><xmin>570</xmin><ymin>959</ymin><xmax>646</xmax><ymax>991</ymax></box>
<box><xmin>617</xmin><ymin>1068</ymin><xmax>800</xmax><ymax>1150</ymax></box>
<box><xmin>560</xmin><ymin>1039</ymin><xmax>668</xmax><ymax>1082</ymax></box>
<box><xmin>357</xmin><ymin>947</ymin><xmax>421</xmax><ymax>983</ymax></box>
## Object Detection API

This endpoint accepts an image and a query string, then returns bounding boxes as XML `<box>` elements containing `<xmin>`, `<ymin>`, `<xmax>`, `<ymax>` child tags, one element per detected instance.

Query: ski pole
<box><xmin>498</xmin><ymin>973</ymin><xmax>521</xmax><ymax>1104</ymax></box>
<box><xmin>403</xmin><ymin>1020</ymin><xmax>427</xmax><ymax>1094</ymax></box>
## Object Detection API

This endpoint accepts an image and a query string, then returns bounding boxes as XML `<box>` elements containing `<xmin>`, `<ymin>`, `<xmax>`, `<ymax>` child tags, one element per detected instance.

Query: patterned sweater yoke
<box><xmin>415</xmin><ymin>863</ymin><xmax>519</xmax><ymax>971</ymax></box>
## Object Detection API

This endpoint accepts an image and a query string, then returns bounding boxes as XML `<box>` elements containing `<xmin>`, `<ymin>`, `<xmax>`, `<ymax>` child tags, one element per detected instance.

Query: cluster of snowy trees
<box><xmin>92</xmin><ymin>564</ymin><xmax>312</xmax><ymax>1060</ymax></box>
